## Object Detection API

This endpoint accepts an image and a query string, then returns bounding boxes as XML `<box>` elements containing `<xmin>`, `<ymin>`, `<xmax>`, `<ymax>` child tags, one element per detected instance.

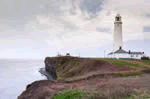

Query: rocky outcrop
<box><xmin>18</xmin><ymin>80</ymin><xmax>57</xmax><ymax>99</ymax></box>
<box><xmin>17</xmin><ymin>80</ymin><xmax>81</xmax><ymax>99</ymax></box>
<box><xmin>39</xmin><ymin>68</ymin><xmax>55</xmax><ymax>80</ymax></box>
<box><xmin>44</xmin><ymin>56</ymin><xmax>79</xmax><ymax>80</ymax></box>
<box><xmin>45</xmin><ymin>57</ymin><xmax>57</xmax><ymax>80</ymax></box>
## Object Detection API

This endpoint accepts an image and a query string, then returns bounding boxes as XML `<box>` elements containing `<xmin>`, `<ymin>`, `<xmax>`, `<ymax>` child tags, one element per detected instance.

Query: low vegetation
<box><xmin>51</xmin><ymin>88</ymin><xmax>150</xmax><ymax>99</ymax></box>
<box><xmin>50</xmin><ymin>57</ymin><xmax>150</xmax><ymax>99</ymax></box>
<box><xmin>101</xmin><ymin>58</ymin><xmax>150</xmax><ymax>70</ymax></box>
<box><xmin>114</xmin><ymin>70</ymin><xmax>142</xmax><ymax>77</ymax></box>
<box><xmin>55</xmin><ymin>57</ymin><xmax>150</xmax><ymax>80</ymax></box>
<box><xmin>51</xmin><ymin>89</ymin><xmax>89</xmax><ymax>99</ymax></box>
<box><xmin>141</xmin><ymin>60</ymin><xmax>150</xmax><ymax>64</ymax></box>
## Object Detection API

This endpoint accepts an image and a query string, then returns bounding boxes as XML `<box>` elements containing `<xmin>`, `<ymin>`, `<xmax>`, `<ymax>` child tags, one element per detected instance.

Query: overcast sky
<box><xmin>0</xmin><ymin>0</ymin><xmax>150</xmax><ymax>59</ymax></box>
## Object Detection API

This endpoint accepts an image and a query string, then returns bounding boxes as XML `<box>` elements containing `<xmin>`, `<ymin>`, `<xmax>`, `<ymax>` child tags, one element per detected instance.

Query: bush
<box><xmin>141</xmin><ymin>57</ymin><xmax>149</xmax><ymax>60</ymax></box>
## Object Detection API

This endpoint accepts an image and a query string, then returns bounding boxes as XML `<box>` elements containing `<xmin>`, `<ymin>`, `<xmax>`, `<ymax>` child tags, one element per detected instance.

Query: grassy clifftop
<box><xmin>98</xmin><ymin>58</ymin><xmax>150</xmax><ymax>70</ymax></box>
<box><xmin>53</xmin><ymin>56</ymin><xmax>150</xmax><ymax>80</ymax></box>
<box><xmin>51</xmin><ymin>56</ymin><xmax>150</xmax><ymax>99</ymax></box>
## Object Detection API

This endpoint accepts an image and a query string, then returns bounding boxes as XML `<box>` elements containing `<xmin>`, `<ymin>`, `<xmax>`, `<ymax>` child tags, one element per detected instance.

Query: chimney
<box><xmin>119</xmin><ymin>46</ymin><xmax>122</xmax><ymax>50</ymax></box>
<box><xmin>129</xmin><ymin>50</ymin><xmax>131</xmax><ymax>54</ymax></box>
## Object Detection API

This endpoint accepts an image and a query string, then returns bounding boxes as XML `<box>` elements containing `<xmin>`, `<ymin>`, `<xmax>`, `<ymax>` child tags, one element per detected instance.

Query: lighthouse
<box><xmin>108</xmin><ymin>14</ymin><xmax>145</xmax><ymax>59</ymax></box>
<box><xmin>113</xmin><ymin>14</ymin><xmax>123</xmax><ymax>52</ymax></box>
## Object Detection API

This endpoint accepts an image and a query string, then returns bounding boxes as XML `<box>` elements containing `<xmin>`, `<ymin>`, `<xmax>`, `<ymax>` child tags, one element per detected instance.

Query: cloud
<box><xmin>96</xmin><ymin>27</ymin><xmax>111</xmax><ymax>33</ymax></box>
<box><xmin>45</xmin><ymin>31</ymin><xmax>112</xmax><ymax>49</ymax></box>
<box><xmin>0</xmin><ymin>0</ymin><xmax>150</xmax><ymax>59</ymax></box>
<box><xmin>0</xmin><ymin>0</ymin><xmax>150</xmax><ymax>48</ymax></box>
<box><xmin>80</xmin><ymin>0</ymin><xmax>104</xmax><ymax>19</ymax></box>
<box><xmin>145</xmin><ymin>13</ymin><xmax>150</xmax><ymax>18</ymax></box>
<box><xmin>143</xmin><ymin>26</ymin><xmax>150</xmax><ymax>32</ymax></box>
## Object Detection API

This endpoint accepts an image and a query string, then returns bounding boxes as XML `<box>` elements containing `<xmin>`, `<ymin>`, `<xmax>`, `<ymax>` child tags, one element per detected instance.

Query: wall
<box><xmin>108</xmin><ymin>53</ymin><xmax>144</xmax><ymax>59</ymax></box>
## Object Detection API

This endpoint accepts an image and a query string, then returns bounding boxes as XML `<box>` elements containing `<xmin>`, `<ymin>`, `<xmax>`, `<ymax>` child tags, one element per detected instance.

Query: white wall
<box><xmin>108</xmin><ymin>53</ymin><xmax>144</xmax><ymax>59</ymax></box>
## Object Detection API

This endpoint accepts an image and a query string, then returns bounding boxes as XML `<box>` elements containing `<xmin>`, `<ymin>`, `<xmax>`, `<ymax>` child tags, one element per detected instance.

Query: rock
<box><xmin>45</xmin><ymin>57</ymin><xmax>57</xmax><ymax>80</ymax></box>
<box><xmin>18</xmin><ymin>80</ymin><xmax>56</xmax><ymax>99</ymax></box>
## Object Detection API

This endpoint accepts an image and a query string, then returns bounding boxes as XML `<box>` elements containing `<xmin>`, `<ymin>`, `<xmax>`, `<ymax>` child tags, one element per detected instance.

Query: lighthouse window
<box><xmin>116</xmin><ymin>17</ymin><xmax>119</xmax><ymax>21</ymax></box>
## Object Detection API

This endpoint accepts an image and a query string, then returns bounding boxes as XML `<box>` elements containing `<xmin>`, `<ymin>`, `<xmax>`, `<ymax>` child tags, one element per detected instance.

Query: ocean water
<box><xmin>0</xmin><ymin>59</ymin><xmax>48</xmax><ymax>99</ymax></box>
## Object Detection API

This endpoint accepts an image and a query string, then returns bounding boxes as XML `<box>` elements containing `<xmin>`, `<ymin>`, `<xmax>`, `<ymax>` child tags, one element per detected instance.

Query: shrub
<box><xmin>141</xmin><ymin>57</ymin><xmax>149</xmax><ymax>60</ymax></box>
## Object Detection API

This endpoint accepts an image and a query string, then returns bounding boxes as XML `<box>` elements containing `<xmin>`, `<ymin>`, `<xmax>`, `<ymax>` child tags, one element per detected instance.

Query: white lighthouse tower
<box><xmin>107</xmin><ymin>14</ymin><xmax>145</xmax><ymax>59</ymax></box>
<box><xmin>113</xmin><ymin>14</ymin><xmax>123</xmax><ymax>52</ymax></box>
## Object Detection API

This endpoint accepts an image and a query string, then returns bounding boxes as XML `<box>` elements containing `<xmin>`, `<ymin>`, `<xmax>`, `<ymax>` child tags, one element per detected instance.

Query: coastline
<box><xmin>18</xmin><ymin>56</ymin><xmax>150</xmax><ymax>99</ymax></box>
<box><xmin>39</xmin><ymin>68</ymin><xmax>55</xmax><ymax>80</ymax></box>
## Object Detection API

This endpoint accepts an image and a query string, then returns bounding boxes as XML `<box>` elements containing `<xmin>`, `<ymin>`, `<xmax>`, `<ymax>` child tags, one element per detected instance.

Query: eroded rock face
<box><xmin>18</xmin><ymin>80</ymin><xmax>56</xmax><ymax>99</ymax></box>
<box><xmin>45</xmin><ymin>57</ymin><xmax>57</xmax><ymax>80</ymax></box>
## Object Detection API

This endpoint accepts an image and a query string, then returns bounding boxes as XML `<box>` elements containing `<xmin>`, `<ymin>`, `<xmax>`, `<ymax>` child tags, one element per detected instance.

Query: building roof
<box><xmin>108</xmin><ymin>52</ymin><xmax>113</xmax><ymax>55</ymax></box>
<box><xmin>114</xmin><ymin>48</ymin><xmax>128</xmax><ymax>54</ymax></box>
<box><xmin>107</xmin><ymin>47</ymin><xmax>144</xmax><ymax>55</ymax></box>
<box><xmin>108</xmin><ymin>47</ymin><xmax>128</xmax><ymax>55</ymax></box>
<box><xmin>130</xmin><ymin>52</ymin><xmax>144</xmax><ymax>55</ymax></box>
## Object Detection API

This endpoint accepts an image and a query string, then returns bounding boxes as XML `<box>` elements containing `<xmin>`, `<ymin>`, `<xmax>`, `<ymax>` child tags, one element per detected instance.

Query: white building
<box><xmin>108</xmin><ymin>14</ymin><xmax>145</xmax><ymax>59</ymax></box>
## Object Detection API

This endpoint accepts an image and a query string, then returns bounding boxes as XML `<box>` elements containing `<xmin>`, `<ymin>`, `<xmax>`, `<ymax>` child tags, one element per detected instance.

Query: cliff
<box><xmin>18</xmin><ymin>56</ymin><xmax>150</xmax><ymax>99</ymax></box>
<box><xmin>44</xmin><ymin>57</ymin><xmax>57</xmax><ymax>80</ymax></box>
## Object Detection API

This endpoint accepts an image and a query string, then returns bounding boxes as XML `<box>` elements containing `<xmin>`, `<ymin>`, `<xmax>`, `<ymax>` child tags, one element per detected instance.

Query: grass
<box><xmin>141</xmin><ymin>60</ymin><xmax>150</xmax><ymax>64</ymax></box>
<box><xmin>56</xmin><ymin>57</ymin><xmax>149</xmax><ymax>79</ymax></box>
<box><xmin>51</xmin><ymin>89</ymin><xmax>90</xmax><ymax>99</ymax></box>
<box><xmin>57</xmin><ymin>76</ymin><xmax>64</xmax><ymax>80</ymax></box>
<box><xmin>114</xmin><ymin>70</ymin><xmax>142</xmax><ymax>77</ymax></box>
<box><xmin>51</xmin><ymin>87</ymin><xmax>150</xmax><ymax>99</ymax></box>
<box><xmin>56</xmin><ymin>57</ymin><xmax>84</xmax><ymax>78</ymax></box>
<box><xmin>100</xmin><ymin>58</ymin><xmax>150</xmax><ymax>70</ymax></box>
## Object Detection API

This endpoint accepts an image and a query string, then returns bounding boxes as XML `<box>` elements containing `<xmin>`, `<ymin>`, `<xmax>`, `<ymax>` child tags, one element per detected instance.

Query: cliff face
<box><xmin>44</xmin><ymin>56</ymin><xmax>79</xmax><ymax>80</ymax></box>
<box><xmin>45</xmin><ymin>57</ymin><xmax>57</xmax><ymax>80</ymax></box>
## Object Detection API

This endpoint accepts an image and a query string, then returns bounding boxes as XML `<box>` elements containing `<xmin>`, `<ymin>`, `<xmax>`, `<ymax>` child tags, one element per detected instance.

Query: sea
<box><xmin>0</xmin><ymin>59</ymin><xmax>49</xmax><ymax>99</ymax></box>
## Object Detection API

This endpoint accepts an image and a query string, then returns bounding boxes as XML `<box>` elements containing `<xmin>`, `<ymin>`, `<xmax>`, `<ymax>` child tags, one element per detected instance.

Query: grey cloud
<box><xmin>0</xmin><ymin>18</ymin><xmax>27</xmax><ymax>30</ymax></box>
<box><xmin>0</xmin><ymin>0</ymin><xmax>62</xmax><ymax>28</ymax></box>
<box><xmin>62</xmin><ymin>21</ymin><xmax>79</xmax><ymax>31</ymax></box>
<box><xmin>69</xmin><ymin>8</ymin><xmax>77</xmax><ymax>15</ymax></box>
<box><xmin>96</xmin><ymin>27</ymin><xmax>111</xmax><ymax>33</ymax></box>
<box><xmin>0</xmin><ymin>0</ymin><xmax>105</xmax><ymax>40</ymax></box>
<box><xmin>80</xmin><ymin>0</ymin><xmax>104</xmax><ymax>19</ymax></box>
<box><xmin>106</xmin><ymin>11</ymin><xmax>111</xmax><ymax>16</ymax></box>
<box><xmin>143</xmin><ymin>26</ymin><xmax>150</xmax><ymax>32</ymax></box>
<box><xmin>0</xmin><ymin>0</ymin><xmax>105</xmax><ymax>26</ymax></box>
<box><xmin>69</xmin><ymin>0</ymin><xmax>78</xmax><ymax>15</ymax></box>
<box><xmin>146</xmin><ymin>13</ymin><xmax>150</xmax><ymax>18</ymax></box>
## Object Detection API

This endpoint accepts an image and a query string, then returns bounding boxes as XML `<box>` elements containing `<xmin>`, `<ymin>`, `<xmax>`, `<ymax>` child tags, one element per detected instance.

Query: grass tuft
<box><xmin>51</xmin><ymin>89</ymin><xmax>89</xmax><ymax>99</ymax></box>
<box><xmin>115</xmin><ymin>70</ymin><xmax>142</xmax><ymax>77</ymax></box>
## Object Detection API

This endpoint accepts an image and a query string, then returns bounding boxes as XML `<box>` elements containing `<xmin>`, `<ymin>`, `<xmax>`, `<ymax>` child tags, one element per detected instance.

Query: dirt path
<box><xmin>128</xmin><ymin>74</ymin><xmax>150</xmax><ymax>89</ymax></box>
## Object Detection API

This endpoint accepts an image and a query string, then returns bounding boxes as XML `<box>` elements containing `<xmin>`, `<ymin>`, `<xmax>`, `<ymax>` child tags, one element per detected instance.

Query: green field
<box><xmin>97</xmin><ymin>58</ymin><xmax>150</xmax><ymax>70</ymax></box>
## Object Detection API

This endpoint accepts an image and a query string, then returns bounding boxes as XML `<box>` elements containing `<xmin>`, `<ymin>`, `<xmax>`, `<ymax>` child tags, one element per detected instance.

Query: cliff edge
<box><xmin>18</xmin><ymin>56</ymin><xmax>150</xmax><ymax>99</ymax></box>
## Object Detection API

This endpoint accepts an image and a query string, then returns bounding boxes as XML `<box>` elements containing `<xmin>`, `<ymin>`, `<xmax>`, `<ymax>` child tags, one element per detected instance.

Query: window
<box><xmin>116</xmin><ymin>17</ymin><xmax>119</xmax><ymax>21</ymax></box>
<box><xmin>136</xmin><ymin>54</ymin><xmax>138</xmax><ymax>57</ymax></box>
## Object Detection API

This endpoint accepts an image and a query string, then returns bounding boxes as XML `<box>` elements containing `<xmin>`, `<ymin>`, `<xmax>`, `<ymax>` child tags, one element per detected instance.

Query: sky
<box><xmin>0</xmin><ymin>0</ymin><xmax>150</xmax><ymax>59</ymax></box>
